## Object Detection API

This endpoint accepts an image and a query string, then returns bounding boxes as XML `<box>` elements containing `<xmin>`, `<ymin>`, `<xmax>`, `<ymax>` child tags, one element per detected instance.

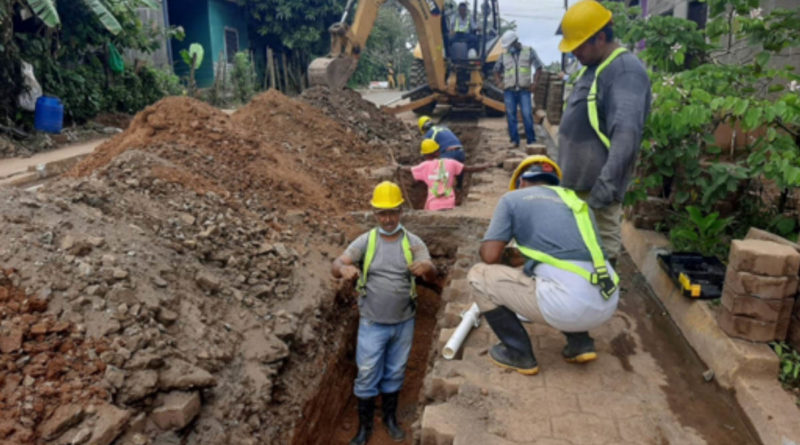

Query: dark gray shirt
<box><xmin>483</xmin><ymin>187</ymin><xmax>602</xmax><ymax>276</ymax></box>
<box><xmin>557</xmin><ymin>50</ymin><xmax>652</xmax><ymax>208</ymax></box>
<box><xmin>344</xmin><ymin>229</ymin><xmax>430</xmax><ymax>324</ymax></box>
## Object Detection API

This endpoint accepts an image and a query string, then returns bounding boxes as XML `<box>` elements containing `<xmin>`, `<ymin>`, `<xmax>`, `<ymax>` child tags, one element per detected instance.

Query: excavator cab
<box><xmin>309</xmin><ymin>0</ymin><xmax>506</xmax><ymax>116</ymax></box>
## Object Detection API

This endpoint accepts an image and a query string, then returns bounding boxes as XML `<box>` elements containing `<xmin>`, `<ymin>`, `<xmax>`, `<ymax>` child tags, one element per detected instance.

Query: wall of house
<box><xmin>208</xmin><ymin>0</ymin><xmax>250</xmax><ymax>70</ymax></box>
<box><xmin>168</xmin><ymin>0</ymin><xmax>214</xmax><ymax>87</ymax></box>
<box><xmin>128</xmin><ymin>6</ymin><xmax>171</xmax><ymax>69</ymax></box>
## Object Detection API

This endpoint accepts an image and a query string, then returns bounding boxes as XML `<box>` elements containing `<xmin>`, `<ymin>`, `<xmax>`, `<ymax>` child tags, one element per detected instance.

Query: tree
<box><xmin>6</xmin><ymin>0</ymin><xmax>159</xmax><ymax>34</ymax></box>
<box><xmin>349</xmin><ymin>1</ymin><xmax>417</xmax><ymax>86</ymax></box>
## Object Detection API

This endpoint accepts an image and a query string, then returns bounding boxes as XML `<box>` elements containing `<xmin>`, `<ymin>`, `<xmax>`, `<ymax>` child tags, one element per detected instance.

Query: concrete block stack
<box><xmin>718</xmin><ymin>239</ymin><xmax>800</xmax><ymax>342</ymax></box>
<box><xmin>545</xmin><ymin>80</ymin><xmax>564</xmax><ymax>124</ymax></box>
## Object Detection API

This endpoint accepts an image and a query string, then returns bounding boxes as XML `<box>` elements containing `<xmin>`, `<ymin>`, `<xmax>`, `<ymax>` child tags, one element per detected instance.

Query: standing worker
<box><xmin>494</xmin><ymin>30</ymin><xmax>544</xmax><ymax>148</ymax></box>
<box><xmin>332</xmin><ymin>181</ymin><xmax>437</xmax><ymax>445</ymax></box>
<box><xmin>556</xmin><ymin>0</ymin><xmax>652</xmax><ymax>265</ymax></box>
<box><xmin>386</xmin><ymin>63</ymin><xmax>396</xmax><ymax>89</ymax></box>
<box><xmin>468</xmin><ymin>156</ymin><xmax>619</xmax><ymax>375</ymax></box>
<box><xmin>397</xmin><ymin>71</ymin><xmax>407</xmax><ymax>91</ymax></box>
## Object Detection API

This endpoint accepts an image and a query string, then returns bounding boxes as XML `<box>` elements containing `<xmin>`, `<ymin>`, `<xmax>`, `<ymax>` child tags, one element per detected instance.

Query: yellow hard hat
<box><xmin>420</xmin><ymin>138</ymin><xmax>440</xmax><ymax>155</ymax></box>
<box><xmin>558</xmin><ymin>0</ymin><xmax>612</xmax><ymax>53</ymax></box>
<box><xmin>509</xmin><ymin>155</ymin><xmax>563</xmax><ymax>191</ymax></box>
<box><xmin>418</xmin><ymin>115</ymin><xmax>433</xmax><ymax>133</ymax></box>
<box><xmin>371</xmin><ymin>181</ymin><xmax>405</xmax><ymax>209</ymax></box>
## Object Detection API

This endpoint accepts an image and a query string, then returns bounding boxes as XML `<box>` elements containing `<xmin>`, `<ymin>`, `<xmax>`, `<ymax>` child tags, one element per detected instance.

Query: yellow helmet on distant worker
<box><xmin>509</xmin><ymin>156</ymin><xmax>563</xmax><ymax>191</ymax></box>
<box><xmin>558</xmin><ymin>0</ymin><xmax>612</xmax><ymax>53</ymax></box>
<box><xmin>418</xmin><ymin>115</ymin><xmax>433</xmax><ymax>133</ymax></box>
<box><xmin>371</xmin><ymin>181</ymin><xmax>405</xmax><ymax>209</ymax></box>
<box><xmin>420</xmin><ymin>138</ymin><xmax>440</xmax><ymax>155</ymax></box>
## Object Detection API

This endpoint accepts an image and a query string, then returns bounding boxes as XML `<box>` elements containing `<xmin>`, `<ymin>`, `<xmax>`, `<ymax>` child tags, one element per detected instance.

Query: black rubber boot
<box><xmin>349</xmin><ymin>397</ymin><xmax>374</xmax><ymax>445</ymax></box>
<box><xmin>381</xmin><ymin>391</ymin><xmax>405</xmax><ymax>442</ymax></box>
<box><xmin>483</xmin><ymin>306</ymin><xmax>539</xmax><ymax>375</ymax></box>
<box><xmin>562</xmin><ymin>331</ymin><xmax>597</xmax><ymax>363</ymax></box>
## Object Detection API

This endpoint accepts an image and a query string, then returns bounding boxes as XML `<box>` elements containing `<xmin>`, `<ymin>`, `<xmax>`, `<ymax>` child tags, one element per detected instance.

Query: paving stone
<box><xmin>151</xmin><ymin>391</ymin><xmax>201</xmax><ymax>431</ymax></box>
<box><xmin>775</xmin><ymin>297</ymin><xmax>795</xmax><ymax>341</ymax></box>
<box><xmin>724</xmin><ymin>268</ymin><xmax>799</xmax><ymax>299</ymax></box>
<box><xmin>551</xmin><ymin>412</ymin><xmax>619</xmax><ymax>445</ymax></box>
<box><xmin>720</xmin><ymin>287</ymin><xmax>785</xmax><ymax>322</ymax></box>
<box><xmin>577</xmin><ymin>390</ymin><xmax>648</xmax><ymax>419</ymax></box>
<box><xmin>420</xmin><ymin>403</ymin><xmax>466</xmax><ymax>445</ymax></box>
<box><xmin>787</xmin><ymin>317</ymin><xmax>800</xmax><ymax>350</ymax></box>
<box><xmin>617</xmin><ymin>415</ymin><xmax>665</xmax><ymax>444</ymax></box>
<box><xmin>745</xmin><ymin>227</ymin><xmax>800</xmax><ymax>254</ymax></box>
<box><xmin>717</xmin><ymin>305</ymin><xmax>779</xmax><ymax>342</ymax></box>
<box><xmin>728</xmin><ymin>239</ymin><xmax>800</xmax><ymax>277</ymax></box>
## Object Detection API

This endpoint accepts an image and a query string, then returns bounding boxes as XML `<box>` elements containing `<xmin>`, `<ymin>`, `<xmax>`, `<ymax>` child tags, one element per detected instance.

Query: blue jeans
<box><xmin>504</xmin><ymin>89</ymin><xmax>536</xmax><ymax>145</ymax></box>
<box><xmin>354</xmin><ymin>317</ymin><xmax>415</xmax><ymax>398</ymax></box>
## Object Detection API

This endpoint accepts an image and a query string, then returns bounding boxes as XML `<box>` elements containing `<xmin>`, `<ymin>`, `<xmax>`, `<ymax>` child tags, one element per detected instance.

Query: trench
<box><xmin>290</xmin><ymin>226</ymin><xmax>459</xmax><ymax>445</ymax></box>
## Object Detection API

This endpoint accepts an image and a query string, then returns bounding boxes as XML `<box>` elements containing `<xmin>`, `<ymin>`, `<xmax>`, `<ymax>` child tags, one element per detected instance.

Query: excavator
<box><xmin>308</xmin><ymin>0</ymin><xmax>506</xmax><ymax>115</ymax></box>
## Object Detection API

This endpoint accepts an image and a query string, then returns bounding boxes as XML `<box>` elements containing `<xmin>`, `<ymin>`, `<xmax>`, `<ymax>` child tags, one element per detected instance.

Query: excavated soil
<box><xmin>0</xmin><ymin>89</ymin><xmax>428</xmax><ymax>445</ymax></box>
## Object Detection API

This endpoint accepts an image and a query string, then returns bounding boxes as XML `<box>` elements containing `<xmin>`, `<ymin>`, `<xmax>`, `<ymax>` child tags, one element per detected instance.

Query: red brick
<box><xmin>728</xmin><ymin>239</ymin><xmax>800</xmax><ymax>276</ymax></box>
<box><xmin>717</xmin><ymin>306</ymin><xmax>778</xmax><ymax>342</ymax></box>
<box><xmin>720</xmin><ymin>287</ymin><xmax>784</xmax><ymax>322</ymax></box>
<box><xmin>724</xmin><ymin>268</ymin><xmax>799</xmax><ymax>299</ymax></box>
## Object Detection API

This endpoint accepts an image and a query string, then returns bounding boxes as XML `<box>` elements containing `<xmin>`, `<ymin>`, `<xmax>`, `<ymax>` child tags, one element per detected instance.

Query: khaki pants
<box><xmin>467</xmin><ymin>263</ymin><xmax>547</xmax><ymax>324</ymax></box>
<box><xmin>577</xmin><ymin>192</ymin><xmax>623</xmax><ymax>260</ymax></box>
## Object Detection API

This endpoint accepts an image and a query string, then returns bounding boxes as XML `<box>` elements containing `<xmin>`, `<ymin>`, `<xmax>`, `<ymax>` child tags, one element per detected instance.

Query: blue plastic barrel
<box><xmin>34</xmin><ymin>96</ymin><xmax>64</xmax><ymax>134</ymax></box>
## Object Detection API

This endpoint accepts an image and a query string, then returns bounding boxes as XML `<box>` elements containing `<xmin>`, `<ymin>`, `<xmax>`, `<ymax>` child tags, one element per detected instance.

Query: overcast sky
<box><xmin>500</xmin><ymin>0</ymin><xmax>567</xmax><ymax>65</ymax></box>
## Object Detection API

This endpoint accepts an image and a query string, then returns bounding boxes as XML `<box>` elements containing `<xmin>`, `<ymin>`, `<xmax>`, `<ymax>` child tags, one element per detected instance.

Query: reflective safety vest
<box><xmin>356</xmin><ymin>228</ymin><xmax>417</xmax><ymax>302</ymax></box>
<box><xmin>571</xmin><ymin>47</ymin><xmax>628</xmax><ymax>149</ymax></box>
<box><xmin>453</xmin><ymin>15</ymin><xmax>471</xmax><ymax>33</ymax></box>
<box><xmin>430</xmin><ymin>126</ymin><xmax>463</xmax><ymax>150</ymax></box>
<box><xmin>501</xmin><ymin>47</ymin><xmax>534</xmax><ymax>89</ymax></box>
<box><xmin>515</xmin><ymin>186</ymin><xmax>619</xmax><ymax>300</ymax></box>
<box><xmin>429</xmin><ymin>159</ymin><xmax>453</xmax><ymax>198</ymax></box>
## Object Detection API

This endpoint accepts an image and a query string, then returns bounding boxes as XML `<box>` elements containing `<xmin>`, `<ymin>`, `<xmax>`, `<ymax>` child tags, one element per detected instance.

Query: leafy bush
<box><xmin>232</xmin><ymin>51</ymin><xmax>256</xmax><ymax>104</ymax></box>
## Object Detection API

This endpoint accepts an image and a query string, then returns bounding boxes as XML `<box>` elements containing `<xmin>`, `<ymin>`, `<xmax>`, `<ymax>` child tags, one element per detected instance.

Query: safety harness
<box><xmin>515</xmin><ymin>186</ymin><xmax>619</xmax><ymax>300</ymax></box>
<box><xmin>429</xmin><ymin>159</ymin><xmax>453</xmax><ymax>198</ymax></box>
<box><xmin>569</xmin><ymin>47</ymin><xmax>628</xmax><ymax>149</ymax></box>
<box><xmin>356</xmin><ymin>228</ymin><xmax>417</xmax><ymax>303</ymax></box>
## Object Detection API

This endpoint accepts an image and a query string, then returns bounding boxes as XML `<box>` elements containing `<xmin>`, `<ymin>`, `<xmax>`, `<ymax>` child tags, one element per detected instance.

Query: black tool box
<box><xmin>656</xmin><ymin>252</ymin><xmax>726</xmax><ymax>299</ymax></box>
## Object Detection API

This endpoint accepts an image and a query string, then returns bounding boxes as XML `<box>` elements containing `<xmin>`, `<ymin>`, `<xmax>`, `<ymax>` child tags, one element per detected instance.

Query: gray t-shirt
<box><xmin>344</xmin><ymin>229</ymin><xmax>431</xmax><ymax>324</ymax></box>
<box><xmin>483</xmin><ymin>187</ymin><xmax>602</xmax><ymax>276</ymax></box>
<box><xmin>557</xmin><ymin>51</ymin><xmax>652</xmax><ymax>208</ymax></box>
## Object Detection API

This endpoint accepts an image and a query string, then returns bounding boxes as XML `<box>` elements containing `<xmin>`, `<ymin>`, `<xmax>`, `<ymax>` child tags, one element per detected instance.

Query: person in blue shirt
<box><xmin>417</xmin><ymin>115</ymin><xmax>468</xmax><ymax>191</ymax></box>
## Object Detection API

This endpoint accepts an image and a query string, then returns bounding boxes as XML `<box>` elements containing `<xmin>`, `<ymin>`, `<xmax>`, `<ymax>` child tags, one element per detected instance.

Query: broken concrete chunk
<box><xmin>150</xmin><ymin>391</ymin><xmax>201</xmax><ymax>431</ymax></box>
<box><xmin>155</xmin><ymin>307</ymin><xmax>178</xmax><ymax>325</ymax></box>
<box><xmin>0</xmin><ymin>328</ymin><xmax>23</xmax><ymax>353</ymax></box>
<box><xmin>86</xmin><ymin>403</ymin><xmax>131</xmax><ymax>445</ymax></box>
<box><xmin>38</xmin><ymin>403</ymin><xmax>85</xmax><ymax>439</ymax></box>
<box><xmin>158</xmin><ymin>359</ymin><xmax>216</xmax><ymax>391</ymax></box>
<box><xmin>195</xmin><ymin>270</ymin><xmax>221</xmax><ymax>292</ymax></box>
<box><xmin>242</xmin><ymin>329</ymin><xmax>289</xmax><ymax>364</ymax></box>
<box><xmin>117</xmin><ymin>370</ymin><xmax>159</xmax><ymax>404</ymax></box>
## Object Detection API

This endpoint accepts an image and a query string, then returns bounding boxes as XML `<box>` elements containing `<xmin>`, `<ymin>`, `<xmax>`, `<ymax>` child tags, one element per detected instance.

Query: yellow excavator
<box><xmin>308</xmin><ymin>0</ymin><xmax>506</xmax><ymax>115</ymax></box>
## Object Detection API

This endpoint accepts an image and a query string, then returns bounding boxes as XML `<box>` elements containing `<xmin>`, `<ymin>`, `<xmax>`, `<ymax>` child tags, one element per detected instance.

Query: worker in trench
<box><xmin>332</xmin><ymin>181</ymin><xmax>437</xmax><ymax>445</ymax></box>
<box><xmin>396</xmin><ymin>138</ymin><xmax>491</xmax><ymax>211</ymax></box>
<box><xmin>467</xmin><ymin>156</ymin><xmax>620</xmax><ymax>375</ymax></box>
<box><xmin>556</xmin><ymin>0</ymin><xmax>652</xmax><ymax>266</ymax></box>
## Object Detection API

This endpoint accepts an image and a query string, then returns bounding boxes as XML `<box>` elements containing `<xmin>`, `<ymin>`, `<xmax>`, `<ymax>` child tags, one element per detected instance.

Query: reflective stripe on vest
<box><xmin>429</xmin><ymin>159</ymin><xmax>453</xmax><ymax>198</ymax></box>
<box><xmin>571</xmin><ymin>47</ymin><xmax>628</xmax><ymax>149</ymax></box>
<box><xmin>515</xmin><ymin>186</ymin><xmax>619</xmax><ymax>300</ymax></box>
<box><xmin>501</xmin><ymin>47</ymin><xmax>533</xmax><ymax>89</ymax></box>
<box><xmin>356</xmin><ymin>228</ymin><xmax>417</xmax><ymax>300</ymax></box>
<box><xmin>453</xmin><ymin>15</ymin><xmax>470</xmax><ymax>33</ymax></box>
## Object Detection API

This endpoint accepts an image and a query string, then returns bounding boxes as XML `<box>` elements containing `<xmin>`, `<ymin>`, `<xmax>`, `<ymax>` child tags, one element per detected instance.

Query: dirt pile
<box><xmin>300</xmin><ymin>87</ymin><xmax>419</xmax><ymax>161</ymax></box>
<box><xmin>0</xmin><ymin>90</ymin><xmax>403</xmax><ymax>444</ymax></box>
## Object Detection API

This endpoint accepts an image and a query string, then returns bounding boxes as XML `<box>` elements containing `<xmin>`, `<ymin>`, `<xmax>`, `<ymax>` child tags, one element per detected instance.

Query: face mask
<box><xmin>378</xmin><ymin>223</ymin><xmax>404</xmax><ymax>236</ymax></box>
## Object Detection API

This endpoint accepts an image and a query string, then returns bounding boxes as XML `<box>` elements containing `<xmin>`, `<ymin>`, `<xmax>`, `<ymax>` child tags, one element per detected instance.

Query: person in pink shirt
<box><xmin>399</xmin><ymin>139</ymin><xmax>491</xmax><ymax>211</ymax></box>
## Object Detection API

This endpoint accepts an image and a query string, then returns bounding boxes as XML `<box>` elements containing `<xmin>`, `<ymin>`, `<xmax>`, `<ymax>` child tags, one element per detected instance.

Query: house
<box><xmin>165</xmin><ymin>0</ymin><xmax>251</xmax><ymax>87</ymax></box>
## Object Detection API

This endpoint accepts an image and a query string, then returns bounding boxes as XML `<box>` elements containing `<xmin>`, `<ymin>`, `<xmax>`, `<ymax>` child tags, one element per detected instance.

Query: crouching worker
<box><xmin>332</xmin><ymin>181</ymin><xmax>437</xmax><ymax>444</ymax></box>
<box><xmin>468</xmin><ymin>156</ymin><xmax>619</xmax><ymax>375</ymax></box>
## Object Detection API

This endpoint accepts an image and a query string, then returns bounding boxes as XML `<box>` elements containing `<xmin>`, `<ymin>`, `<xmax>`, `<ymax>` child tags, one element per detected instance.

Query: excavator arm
<box><xmin>309</xmin><ymin>0</ymin><xmax>447</xmax><ymax>92</ymax></box>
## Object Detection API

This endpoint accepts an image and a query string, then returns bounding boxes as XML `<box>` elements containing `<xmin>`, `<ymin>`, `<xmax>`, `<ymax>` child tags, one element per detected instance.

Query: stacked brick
<box><xmin>545</xmin><ymin>80</ymin><xmax>564</xmax><ymax>124</ymax></box>
<box><xmin>718</xmin><ymin>239</ymin><xmax>800</xmax><ymax>342</ymax></box>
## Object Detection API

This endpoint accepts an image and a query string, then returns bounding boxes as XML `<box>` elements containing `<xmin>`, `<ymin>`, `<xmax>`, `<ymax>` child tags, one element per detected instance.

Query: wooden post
<box><xmin>267</xmin><ymin>47</ymin><xmax>277</xmax><ymax>90</ymax></box>
<box><xmin>281</xmin><ymin>52</ymin><xmax>289</xmax><ymax>92</ymax></box>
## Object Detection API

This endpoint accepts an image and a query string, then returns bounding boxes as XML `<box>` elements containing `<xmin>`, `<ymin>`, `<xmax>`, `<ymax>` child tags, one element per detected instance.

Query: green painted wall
<box><xmin>208</xmin><ymin>0</ymin><xmax>250</xmax><ymax>67</ymax></box>
<box><xmin>167</xmin><ymin>0</ymin><xmax>214</xmax><ymax>87</ymax></box>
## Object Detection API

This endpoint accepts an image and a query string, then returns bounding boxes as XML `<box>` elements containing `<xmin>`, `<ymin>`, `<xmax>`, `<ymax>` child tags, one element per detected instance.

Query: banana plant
<box><xmin>16</xmin><ymin>0</ymin><xmax>159</xmax><ymax>34</ymax></box>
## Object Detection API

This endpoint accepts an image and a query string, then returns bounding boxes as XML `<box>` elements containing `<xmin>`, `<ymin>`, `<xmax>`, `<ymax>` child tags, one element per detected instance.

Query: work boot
<box><xmin>349</xmin><ymin>397</ymin><xmax>374</xmax><ymax>445</ymax></box>
<box><xmin>562</xmin><ymin>331</ymin><xmax>597</xmax><ymax>363</ymax></box>
<box><xmin>381</xmin><ymin>392</ymin><xmax>405</xmax><ymax>442</ymax></box>
<box><xmin>483</xmin><ymin>306</ymin><xmax>539</xmax><ymax>375</ymax></box>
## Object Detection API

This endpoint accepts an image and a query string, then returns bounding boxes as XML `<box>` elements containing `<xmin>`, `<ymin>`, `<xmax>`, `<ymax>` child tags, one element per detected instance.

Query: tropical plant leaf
<box><xmin>25</xmin><ymin>0</ymin><xmax>61</xmax><ymax>27</ymax></box>
<box><xmin>81</xmin><ymin>0</ymin><xmax>122</xmax><ymax>34</ymax></box>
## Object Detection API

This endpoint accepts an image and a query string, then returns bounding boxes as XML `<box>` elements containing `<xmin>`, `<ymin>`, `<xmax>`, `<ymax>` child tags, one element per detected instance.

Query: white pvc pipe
<box><xmin>442</xmin><ymin>303</ymin><xmax>481</xmax><ymax>360</ymax></box>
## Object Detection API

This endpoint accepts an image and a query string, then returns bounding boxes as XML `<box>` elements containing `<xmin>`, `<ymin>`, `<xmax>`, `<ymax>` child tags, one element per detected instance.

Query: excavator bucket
<box><xmin>308</xmin><ymin>57</ymin><xmax>357</xmax><ymax>90</ymax></box>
